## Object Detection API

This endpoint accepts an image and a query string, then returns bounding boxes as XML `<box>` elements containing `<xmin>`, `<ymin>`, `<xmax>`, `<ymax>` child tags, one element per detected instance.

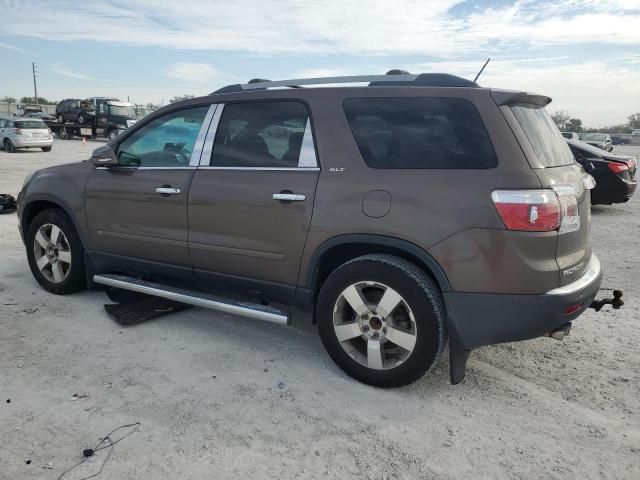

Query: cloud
<box><xmin>49</xmin><ymin>63</ymin><xmax>94</xmax><ymax>80</ymax></box>
<box><xmin>0</xmin><ymin>0</ymin><xmax>638</xmax><ymax>55</ymax></box>
<box><xmin>0</xmin><ymin>41</ymin><xmax>29</xmax><ymax>53</ymax></box>
<box><xmin>164</xmin><ymin>63</ymin><xmax>221</xmax><ymax>83</ymax></box>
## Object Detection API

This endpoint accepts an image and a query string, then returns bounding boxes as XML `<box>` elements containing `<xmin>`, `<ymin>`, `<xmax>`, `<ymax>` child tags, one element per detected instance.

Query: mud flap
<box><xmin>448</xmin><ymin>318</ymin><xmax>471</xmax><ymax>385</ymax></box>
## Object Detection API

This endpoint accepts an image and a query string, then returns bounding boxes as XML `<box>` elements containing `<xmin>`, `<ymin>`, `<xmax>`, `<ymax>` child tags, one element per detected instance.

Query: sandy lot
<box><xmin>1</xmin><ymin>139</ymin><xmax>639</xmax><ymax>480</ymax></box>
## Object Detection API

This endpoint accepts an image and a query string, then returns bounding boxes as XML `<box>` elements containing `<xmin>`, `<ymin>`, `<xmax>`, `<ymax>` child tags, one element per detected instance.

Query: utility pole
<box><xmin>32</xmin><ymin>62</ymin><xmax>39</xmax><ymax>105</ymax></box>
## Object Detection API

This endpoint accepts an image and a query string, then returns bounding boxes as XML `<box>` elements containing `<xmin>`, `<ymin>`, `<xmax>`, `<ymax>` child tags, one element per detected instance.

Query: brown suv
<box><xmin>17</xmin><ymin>72</ymin><xmax>609</xmax><ymax>387</ymax></box>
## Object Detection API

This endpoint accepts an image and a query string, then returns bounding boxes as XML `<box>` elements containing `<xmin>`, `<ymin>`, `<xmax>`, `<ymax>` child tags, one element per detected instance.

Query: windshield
<box><xmin>109</xmin><ymin>105</ymin><xmax>136</xmax><ymax>117</ymax></box>
<box><xmin>510</xmin><ymin>104</ymin><xmax>575</xmax><ymax>167</ymax></box>
<box><xmin>15</xmin><ymin>120</ymin><xmax>47</xmax><ymax>129</ymax></box>
<box><xmin>581</xmin><ymin>133</ymin><xmax>606</xmax><ymax>141</ymax></box>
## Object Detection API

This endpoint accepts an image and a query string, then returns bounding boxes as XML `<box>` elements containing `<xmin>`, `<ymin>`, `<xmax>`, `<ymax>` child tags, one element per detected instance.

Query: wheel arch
<box><xmin>21</xmin><ymin>195</ymin><xmax>87</xmax><ymax>248</ymax></box>
<box><xmin>304</xmin><ymin>234</ymin><xmax>451</xmax><ymax>297</ymax></box>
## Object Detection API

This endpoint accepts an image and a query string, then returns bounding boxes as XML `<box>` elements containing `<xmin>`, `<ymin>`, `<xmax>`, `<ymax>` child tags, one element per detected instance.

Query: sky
<box><xmin>0</xmin><ymin>0</ymin><xmax>639</xmax><ymax>127</ymax></box>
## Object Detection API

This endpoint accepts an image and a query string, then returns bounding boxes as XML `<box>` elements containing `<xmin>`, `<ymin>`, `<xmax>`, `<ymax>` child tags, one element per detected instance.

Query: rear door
<box><xmin>506</xmin><ymin>103</ymin><xmax>591</xmax><ymax>286</ymax></box>
<box><xmin>188</xmin><ymin>100</ymin><xmax>320</xmax><ymax>301</ymax></box>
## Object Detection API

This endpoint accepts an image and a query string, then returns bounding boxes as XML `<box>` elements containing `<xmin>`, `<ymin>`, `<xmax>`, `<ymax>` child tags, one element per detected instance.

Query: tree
<box><xmin>551</xmin><ymin>110</ymin><xmax>571</xmax><ymax>130</ymax></box>
<box><xmin>565</xmin><ymin>118</ymin><xmax>582</xmax><ymax>132</ymax></box>
<box><xmin>1</xmin><ymin>96</ymin><xmax>17</xmax><ymax>103</ymax></box>
<box><xmin>19</xmin><ymin>96</ymin><xmax>57</xmax><ymax>105</ymax></box>
<box><xmin>169</xmin><ymin>95</ymin><xmax>195</xmax><ymax>104</ymax></box>
<box><xmin>628</xmin><ymin>113</ymin><xmax>640</xmax><ymax>130</ymax></box>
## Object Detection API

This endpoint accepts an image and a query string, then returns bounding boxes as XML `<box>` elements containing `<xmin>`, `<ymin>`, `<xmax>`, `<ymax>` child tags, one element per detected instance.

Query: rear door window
<box><xmin>342</xmin><ymin>97</ymin><xmax>497</xmax><ymax>169</ymax></box>
<box><xmin>210</xmin><ymin>102</ymin><xmax>316</xmax><ymax>168</ymax></box>
<box><xmin>510</xmin><ymin>104</ymin><xmax>575</xmax><ymax>167</ymax></box>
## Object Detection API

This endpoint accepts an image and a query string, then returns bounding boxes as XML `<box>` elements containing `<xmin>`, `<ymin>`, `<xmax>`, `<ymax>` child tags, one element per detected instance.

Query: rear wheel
<box><xmin>57</xmin><ymin>114</ymin><xmax>64</xmax><ymax>123</ymax></box>
<box><xmin>41</xmin><ymin>146</ymin><xmax>52</xmax><ymax>152</ymax></box>
<box><xmin>4</xmin><ymin>139</ymin><xmax>16</xmax><ymax>153</ymax></box>
<box><xmin>317</xmin><ymin>254</ymin><xmax>446</xmax><ymax>387</ymax></box>
<box><xmin>25</xmin><ymin>209</ymin><xmax>86</xmax><ymax>295</ymax></box>
<box><xmin>78</xmin><ymin>113</ymin><xmax>85</xmax><ymax>124</ymax></box>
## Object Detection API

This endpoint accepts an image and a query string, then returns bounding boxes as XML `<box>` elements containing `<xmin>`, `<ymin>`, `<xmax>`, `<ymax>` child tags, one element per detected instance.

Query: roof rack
<box><xmin>211</xmin><ymin>72</ymin><xmax>478</xmax><ymax>94</ymax></box>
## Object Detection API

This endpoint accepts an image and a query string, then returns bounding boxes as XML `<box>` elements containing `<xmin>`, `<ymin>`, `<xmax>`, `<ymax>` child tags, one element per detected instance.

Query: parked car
<box><xmin>580</xmin><ymin>133</ymin><xmax>613</xmax><ymax>152</ymax></box>
<box><xmin>611</xmin><ymin>136</ymin><xmax>630</xmax><ymax>145</ymax></box>
<box><xmin>0</xmin><ymin>116</ymin><xmax>53</xmax><ymax>152</ymax></box>
<box><xmin>567</xmin><ymin>139</ymin><xmax>637</xmax><ymax>205</ymax></box>
<box><xmin>55</xmin><ymin>99</ymin><xmax>95</xmax><ymax>124</ymax></box>
<box><xmin>561</xmin><ymin>132</ymin><xmax>579</xmax><ymax>140</ymax></box>
<box><xmin>18</xmin><ymin>72</ymin><xmax>614</xmax><ymax>387</ymax></box>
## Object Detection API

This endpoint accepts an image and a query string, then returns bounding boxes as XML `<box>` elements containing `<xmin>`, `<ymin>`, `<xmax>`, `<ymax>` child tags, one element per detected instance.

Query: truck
<box><xmin>45</xmin><ymin>97</ymin><xmax>137</xmax><ymax>141</ymax></box>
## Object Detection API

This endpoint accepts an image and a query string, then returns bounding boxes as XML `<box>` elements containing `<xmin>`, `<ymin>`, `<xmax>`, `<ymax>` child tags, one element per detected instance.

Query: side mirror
<box><xmin>90</xmin><ymin>145</ymin><xmax>118</xmax><ymax>167</ymax></box>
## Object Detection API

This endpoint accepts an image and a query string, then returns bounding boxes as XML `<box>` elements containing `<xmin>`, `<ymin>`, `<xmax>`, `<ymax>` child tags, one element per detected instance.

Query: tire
<box><xmin>41</xmin><ymin>146</ymin><xmax>52</xmax><ymax>152</ymax></box>
<box><xmin>78</xmin><ymin>114</ymin><xmax>85</xmax><ymax>124</ymax></box>
<box><xmin>25</xmin><ymin>209</ymin><xmax>86</xmax><ymax>295</ymax></box>
<box><xmin>4</xmin><ymin>139</ymin><xmax>16</xmax><ymax>153</ymax></box>
<box><xmin>57</xmin><ymin>114</ymin><xmax>64</xmax><ymax>123</ymax></box>
<box><xmin>317</xmin><ymin>254</ymin><xmax>446</xmax><ymax>388</ymax></box>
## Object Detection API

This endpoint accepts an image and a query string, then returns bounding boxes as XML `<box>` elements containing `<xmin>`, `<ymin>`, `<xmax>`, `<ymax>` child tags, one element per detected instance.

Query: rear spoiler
<box><xmin>491</xmin><ymin>89</ymin><xmax>552</xmax><ymax>107</ymax></box>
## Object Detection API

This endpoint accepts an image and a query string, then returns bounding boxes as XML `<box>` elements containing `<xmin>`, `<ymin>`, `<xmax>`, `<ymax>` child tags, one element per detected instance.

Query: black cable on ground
<box><xmin>57</xmin><ymin>422</ymin><xmax>141</xmax><ymax>480</ymax></box>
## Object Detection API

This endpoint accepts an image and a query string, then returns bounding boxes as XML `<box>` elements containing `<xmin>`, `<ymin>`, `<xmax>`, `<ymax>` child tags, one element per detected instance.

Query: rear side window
<box><xmin>510</xmin><ymin>104</ymin><xmax>575</xmax><ymax>167</ymax></box>
<box><xmin>210</xmin><ymin>102</ymin><xmax>315</xmax><ymax>168</ymax></box>
<box><xmin>342</xmin><ymin>97</ymin><xmax>497</xmax><ymax>169</ymax></box>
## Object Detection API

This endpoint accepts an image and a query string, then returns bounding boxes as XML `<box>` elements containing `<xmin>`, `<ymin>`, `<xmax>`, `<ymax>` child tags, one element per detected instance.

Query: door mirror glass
<box><xmin>90</xmin><ymin>145</ymin><xmax>118</xmax><ymax>166</ymax></box>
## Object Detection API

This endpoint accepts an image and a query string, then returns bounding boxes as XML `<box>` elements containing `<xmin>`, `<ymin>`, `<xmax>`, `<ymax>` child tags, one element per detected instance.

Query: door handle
<box><xmin>273</xmin><ymin>193</ymin><xmax>305</xmax><ymax>202</ymax></box>
<box><xmin>155</xmin><ymin>186</ymin><xmax>181</xmax><ymax>195</ymax></box>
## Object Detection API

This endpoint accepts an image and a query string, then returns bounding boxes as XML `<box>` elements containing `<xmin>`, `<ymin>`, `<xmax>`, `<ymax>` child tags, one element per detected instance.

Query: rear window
<box><xmin>342</xmin><ymin>97</ymin><xmax>497</xmax><ymax>169</ymax></box>
<box><xmin>510</xmin><ymin>104</ymin><xmax>575</xmax><ymax>167</ymax></box>
<box><xmin>15</xmin><ymin>120</ymin><xmax>47</xmax><ymax>129</ymax></box>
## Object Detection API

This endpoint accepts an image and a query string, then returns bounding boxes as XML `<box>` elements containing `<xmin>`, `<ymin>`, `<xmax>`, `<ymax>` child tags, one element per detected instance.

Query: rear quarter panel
<box><xmin>298</xmin><ymin>87</ymin><xmax>553</xmax><ymax>293</ymax></box>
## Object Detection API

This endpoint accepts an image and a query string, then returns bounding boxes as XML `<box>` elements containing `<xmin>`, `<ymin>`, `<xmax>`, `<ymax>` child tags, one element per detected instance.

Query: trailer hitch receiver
<box><xmin>590</xmin><ymin>290</ymin><xmax>624</xmax><ymax>312</ymax></box>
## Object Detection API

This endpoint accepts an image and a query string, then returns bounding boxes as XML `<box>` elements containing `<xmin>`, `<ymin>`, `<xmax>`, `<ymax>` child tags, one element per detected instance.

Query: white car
<box><xmin>0</xmin><ymin>117</ymin><xmax>53</xmax><ymax>153</ymax></box>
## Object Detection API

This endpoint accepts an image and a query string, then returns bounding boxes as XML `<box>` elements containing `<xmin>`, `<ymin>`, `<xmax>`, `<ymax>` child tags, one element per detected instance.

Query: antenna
<box><xmin>473</xmin><ymin>58</ymin><xmax>490</xmax><ymax>83</ymax></box>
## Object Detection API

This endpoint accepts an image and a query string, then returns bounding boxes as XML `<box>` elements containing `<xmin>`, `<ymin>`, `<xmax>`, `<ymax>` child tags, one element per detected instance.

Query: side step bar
<box><xmin>93</xmin><ymin>274</ymin><xmax>289</xmax><ymax>325</ymax></box>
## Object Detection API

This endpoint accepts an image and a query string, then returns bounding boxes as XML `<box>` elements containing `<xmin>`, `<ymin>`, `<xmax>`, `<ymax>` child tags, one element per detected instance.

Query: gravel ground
<box><xmin>1</xmin><ymin>139</ymin><xmax>639</xmax><ymax>480</ymax></box>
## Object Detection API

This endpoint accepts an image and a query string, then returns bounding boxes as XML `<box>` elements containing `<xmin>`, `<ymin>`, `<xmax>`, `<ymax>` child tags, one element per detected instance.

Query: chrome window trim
<box><xmin>95</xmin><ymin>166</ymin><xmax>197</xmax><ymax>170</ymax></box>
<box><xmin>298</xmin><ymin>118</ymin><xmax>317</xmax><ymax>168</ymax></box>
<box><xmin>198</xmin><ymin>166</ymin><xmax>320</xmax><ymax>171</ymax></box>
<box><xmin>199</xmin><ymin>104</ymin><xmax>224</xmax><ymax>166</ymax></box>
<box><xmin>189</xmin><ymin>104</ymin><xmax>218</xmax><ymax>166</ymax></box>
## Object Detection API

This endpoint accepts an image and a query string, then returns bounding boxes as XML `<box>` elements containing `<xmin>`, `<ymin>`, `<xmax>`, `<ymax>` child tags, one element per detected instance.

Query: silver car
<box><xmin>0</xmin><ymin>117</ymin><xmax>53</xmax><ymax>152</ymax></box>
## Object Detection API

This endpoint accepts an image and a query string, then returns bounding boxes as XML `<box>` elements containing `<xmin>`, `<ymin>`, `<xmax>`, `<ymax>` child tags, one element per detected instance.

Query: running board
<box><xmin>93</xmin><ymin>274</ymin><xmax>289</xmax><ymax>325</ymax></box>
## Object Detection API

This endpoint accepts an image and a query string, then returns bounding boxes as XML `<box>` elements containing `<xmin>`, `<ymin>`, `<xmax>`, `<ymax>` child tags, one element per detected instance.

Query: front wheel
<box><xmin>25</xmin><ymin>209</ymin><xmax>86</xmax><ymax>295</ymax></box>
<box><xmin>317</xmin><ymin>254</ymin><xmax>446</xmax><ymax>388</ymax></box>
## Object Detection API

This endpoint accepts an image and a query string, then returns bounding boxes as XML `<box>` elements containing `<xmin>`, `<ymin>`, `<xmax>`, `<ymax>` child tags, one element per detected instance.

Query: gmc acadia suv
<box><xmin>17</xmin><ymin>72</ymin><xmax>607</xmax><ymax>387</ymax></box>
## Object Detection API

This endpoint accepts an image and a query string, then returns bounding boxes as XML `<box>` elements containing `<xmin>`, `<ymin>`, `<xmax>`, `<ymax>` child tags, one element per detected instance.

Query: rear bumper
<box><xmin>12</xmin><ymin>137</ymin><xmax>53</xmax><ymax>148</ymax></box>
<box><xmin>591</xmin><ymin>177</ymin><xmax>636</xmax><ymax>205</ymax></box>
<box><xmin>444</xmin><ymin>254</ymin><xmax>602</xmax><ymax>350</ymax></box>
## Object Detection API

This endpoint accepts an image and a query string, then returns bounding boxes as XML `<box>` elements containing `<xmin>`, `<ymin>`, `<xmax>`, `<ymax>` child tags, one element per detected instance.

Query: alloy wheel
<box><xmin>33</xmin><ymin>223</ymin><xmax>72</xmax><ymax>283</ymax></box>
<box><xmin>332</xmin><ymin>281</ymin><xmax>417</xmax><ymax>370</ymax></box>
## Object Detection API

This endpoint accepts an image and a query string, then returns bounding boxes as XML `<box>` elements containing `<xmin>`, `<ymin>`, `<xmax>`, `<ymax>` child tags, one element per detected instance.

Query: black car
<box><xmin>55</xmin><ymin>99</ymin><xmax>95</xmax><ymax>124</ymax></box>
<box><xmin>567</xmin><ymin>139</ymin><xmax>637</xmax><ymax>205</ymax></box>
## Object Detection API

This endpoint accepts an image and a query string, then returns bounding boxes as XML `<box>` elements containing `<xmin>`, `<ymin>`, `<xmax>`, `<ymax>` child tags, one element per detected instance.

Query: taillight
<box><xmin>608</xmin><ymin>162</ymin><xmax>629</xmax><ymax>174</ymax></box>
<box><xmin>491</xmin><ymin>190</ymin><xmax>561</xmax><ymax>231</ymax></box>
<box><xmin>492</xmin><ymin>186</ymin><xmax>581</xmax><ymax>234</ymax></box>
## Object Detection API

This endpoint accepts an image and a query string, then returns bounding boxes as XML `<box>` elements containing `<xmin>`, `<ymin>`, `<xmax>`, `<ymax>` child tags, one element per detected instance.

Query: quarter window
<box><xmin>210</xmin><ymin>102</ymin><xmax>315</xmax><ymax>168</ymax></box>
<box><xmin>343</xmin><ymin>97</ymin><xmax>497</xmax><ymax>169</ymax></box>
<box><xmin>117</xmin><ymin>106</ymin><xmax>209</xmax><ymax>167</ymax></box>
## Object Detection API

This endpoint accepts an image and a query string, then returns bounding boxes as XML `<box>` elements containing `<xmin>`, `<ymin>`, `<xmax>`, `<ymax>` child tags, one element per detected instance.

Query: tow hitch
<box><xmin>590</xmin><ymin>289</ymin><xmax>624</xmax><ymax>312</ymax></box>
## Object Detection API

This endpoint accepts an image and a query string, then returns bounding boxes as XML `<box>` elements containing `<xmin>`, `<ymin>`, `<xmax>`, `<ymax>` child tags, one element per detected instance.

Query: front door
<box><xmin>85</xmin><ymin>103</ymin><xmax>214</xmax><ymax>280</ymax></box>
<box><xmin>188</xmin><ymin>101</ymin><xmax>320</xmax><ymax>301</ymax></box>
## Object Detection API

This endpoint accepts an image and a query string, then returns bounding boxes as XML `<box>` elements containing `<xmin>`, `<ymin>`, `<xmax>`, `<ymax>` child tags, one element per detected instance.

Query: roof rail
<box><xmin>211</xmin><ymin>73</ymin><xmax>478</xmax><ymax>94</ymax></box>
